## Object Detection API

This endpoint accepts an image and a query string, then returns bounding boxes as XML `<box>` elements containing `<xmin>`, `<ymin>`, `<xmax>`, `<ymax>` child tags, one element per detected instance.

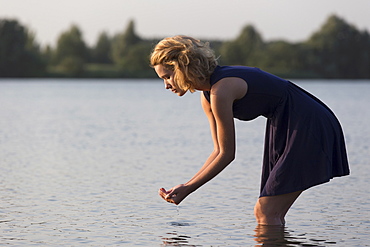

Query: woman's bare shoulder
<box><xmin>211</xmin><ymin>77</ymin><xmax>248</xmax><ymax>100</ymax></box>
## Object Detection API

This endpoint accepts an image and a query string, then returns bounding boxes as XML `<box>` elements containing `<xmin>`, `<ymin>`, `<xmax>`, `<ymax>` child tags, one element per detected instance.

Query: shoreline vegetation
<box><xmin>1</xmin><ymin>15</ymin><xmax>369</xmax><ymax>79</ymax></box>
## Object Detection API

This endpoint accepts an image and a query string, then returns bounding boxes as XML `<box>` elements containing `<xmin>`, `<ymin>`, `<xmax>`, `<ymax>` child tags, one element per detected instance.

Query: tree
<box><xmin>219</xmin><ymin>25</ymin><xmax>264</xmax><ymax>66</ymax></box>
<box><xmin>111</xmin><ymin>20</ymin><xmax>141</xmax><ymax>65</ymax></box>
<box><xmin>256</xmin><ymin>41</ymin><xmax>315</xmax><ymax>77</ymax></box>
<box><xmin>305</xmin><ymin>15</ymin><xmax>370</xmax><ymax>78</ymax></box>
<box><xmin>92</xmin><ymin>31</ymin><xmax>112</xmax><ymax>64</ymax></box>
<box><xmin>0</xmin><ymin>19</ymin><xmax>45</xmax><ymax>77</ymax></box>
<box><xmin>54</xmin><ymin>24</ymin><xmax>88</xmax><ymax>76</ymax></box>
<box><xmin>119</xmin><ymin>42</ymin><xmax>154</xmax><ymax>77</ymax></box>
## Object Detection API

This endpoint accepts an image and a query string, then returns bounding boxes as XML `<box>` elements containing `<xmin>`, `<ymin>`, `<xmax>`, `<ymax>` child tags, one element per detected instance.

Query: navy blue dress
<box><xmin>203</xmin><ymin>66</ymin><xmax>350</xmax><ymax>197</ymax></box>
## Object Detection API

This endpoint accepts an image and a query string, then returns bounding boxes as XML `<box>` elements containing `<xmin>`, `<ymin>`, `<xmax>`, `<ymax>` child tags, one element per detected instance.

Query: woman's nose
<box><xmin>165</xmin><ymin>83</ymin><xmax>172</xmax><ymax>90</ymax></box>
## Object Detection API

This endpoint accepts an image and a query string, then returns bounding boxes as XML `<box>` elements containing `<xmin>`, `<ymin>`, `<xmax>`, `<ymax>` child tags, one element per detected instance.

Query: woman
<box><xmin>150</xmin><ymin>35</ymin><xmax>350</xmax><ymax>225</ymax></box>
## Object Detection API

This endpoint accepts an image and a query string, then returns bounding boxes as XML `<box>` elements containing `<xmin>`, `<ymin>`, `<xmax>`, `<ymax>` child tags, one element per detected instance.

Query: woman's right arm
<box><xmin>158</xmin><ymin>93</ymin><xmax>219</xmax><ymax>203</ymax></box>
<box><xmin>187</xmin><ymin>93</ymin><xmax>220</xmax><ymax>183</ymax></box>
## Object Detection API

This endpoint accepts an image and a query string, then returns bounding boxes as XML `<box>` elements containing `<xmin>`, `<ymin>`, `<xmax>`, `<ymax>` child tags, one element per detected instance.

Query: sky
<box><xmin>1</xmin><ymin>0</ymin><xmax>369</xmax><ymax>47</ymax></box>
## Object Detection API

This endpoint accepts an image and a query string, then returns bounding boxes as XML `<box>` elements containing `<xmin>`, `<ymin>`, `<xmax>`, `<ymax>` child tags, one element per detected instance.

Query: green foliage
<box><xmin>305</xmin><ymin>15</ymin><xmax>370</xmax><ymax>78</ymax></box>
<box><xmin>92</xmin><ymin>32</ymin><xmax>112</xmax><ymax>64</ymax></box>
<box><xmin>109</xmin><ymin>20</ymin><xmax>155</xmax><ymax>77</ymax></box>
<box><xmin>219</xmin><ymin>25</ymin><xmax>264</xmax><ymax>65</ymax></box>
<box><xmin>256</xmin><ymin>41</ymin><xmax>316</xmax><ymax>77</ymax></box>
<box><xmin>118</xmin><ymin>42</ymin><xmax>154</xmax><ymax>76</ymax></box>
<box><xmin>0</xmin><ymin>19</ymin><xmax>45</xmax><ymax>77</ymax></box>
<box><xmin>217</xmin><ymin>15</ymin><xmax>370</xmax><ymax>78</ymax></box>
<box><xmin>53</xmin><ymin>24</ymin><xmax>88</xmax><ymax>76</ymax></box>
<box><xmin>55</xmin><ymin>25</ymin><xmax>88</xmax><ymax>62</ymax></box>
<box><xmin>84</xmin><ymin>63</ymin><xmax>122</xmax><ymax>78</ymax></box>
<box><xmin>1</xmin><ymin>16</ymin><xmax>369</xmax><ymax>78</ymax></box>
<box><xmin>58</xmin><ymin>56</ymin><xmax>85</xmax><ymax>77</ymax></box>
<box><xmin>111</xmin><ymin>20</ymin><xmax>141</xmax><ymax>64</ymax></box>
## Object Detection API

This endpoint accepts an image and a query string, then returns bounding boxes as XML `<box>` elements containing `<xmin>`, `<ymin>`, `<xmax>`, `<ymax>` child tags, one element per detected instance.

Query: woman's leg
<box><xmin>254</xmin><ymin>190</ymin><xmax>302</xmax><ymax>225</ymax></box>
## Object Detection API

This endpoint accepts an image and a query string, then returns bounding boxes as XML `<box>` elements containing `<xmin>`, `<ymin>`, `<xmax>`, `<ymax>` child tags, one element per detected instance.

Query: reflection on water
<box><xmin>254</xmin><ymin>225</ymin><xmax>295</xmax><ymax>246</ymax></box>
<box><xmin>161</xmin><ymin>231</ymin><xmax>196</xmax><ymax>247</ymax></box>
<box><xmin>161</xmin><ymin>221</ymin><xmax>198</xmax><ymax>246</ymax></box>
<box><xmin>169</xmin><ymin>221</ymin><xmax>192</xmax><ymax>227</ymax></box>
<box><xmin>160</xmin><ymin>224</ymin><xmax>338</xmax><ymax>247</ymax></box>
<box><xmin>253</xmin><ymin>225</ymin><xmax>336</xmax><ymax>246</ymax></box>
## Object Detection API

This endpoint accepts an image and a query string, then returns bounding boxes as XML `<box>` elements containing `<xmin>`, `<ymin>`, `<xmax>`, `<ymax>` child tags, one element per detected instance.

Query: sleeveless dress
<box><xmin>203</xmin><ymin>66</ymin><xmax>350</xmax><ymax>197</ymax></box>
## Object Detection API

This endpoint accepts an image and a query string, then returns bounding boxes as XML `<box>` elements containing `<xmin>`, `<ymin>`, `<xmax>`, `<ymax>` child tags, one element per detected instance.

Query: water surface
<box><xmin>0</xmin><ymin>79</ymin><xmax>369</xmax><ymax>246</ymax></box>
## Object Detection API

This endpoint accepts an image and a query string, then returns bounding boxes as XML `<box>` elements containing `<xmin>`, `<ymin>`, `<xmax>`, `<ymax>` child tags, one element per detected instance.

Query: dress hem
<box><xmin>259</xmin><ymin>173</ymin><xmax>350</xmax><ymax>197</ymax></box>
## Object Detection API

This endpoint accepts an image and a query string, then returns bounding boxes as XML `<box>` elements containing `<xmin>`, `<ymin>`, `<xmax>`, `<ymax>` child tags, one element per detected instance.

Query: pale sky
<box><xmin>1</xmin><ymin>0</ymin><xmax>369</xmax><ymax>47</ymax></box>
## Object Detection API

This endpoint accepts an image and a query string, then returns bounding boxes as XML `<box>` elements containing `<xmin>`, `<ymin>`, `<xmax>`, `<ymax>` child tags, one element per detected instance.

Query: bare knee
<box><xmin>254</xmin><ymin>191</ymin><xmax>302</xmax><ymax>226</ymax></box>
<box><xmin>254</xmin><ymin>200</ymin><xmax>283</xmax><ymax>225</ymax></box>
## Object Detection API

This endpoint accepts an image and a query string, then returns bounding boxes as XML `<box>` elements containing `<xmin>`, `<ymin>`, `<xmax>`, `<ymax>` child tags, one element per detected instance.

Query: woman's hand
<box><xmin>158</xmin><ymin>184</ymin><xmax>190</xmax><ymax>205</ymax></box>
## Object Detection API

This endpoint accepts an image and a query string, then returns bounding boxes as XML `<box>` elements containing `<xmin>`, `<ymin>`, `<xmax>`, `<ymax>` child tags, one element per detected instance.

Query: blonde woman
<box><xmin>150</xmin><ymin>35</ymin><xmax>349</xmax><ymax>225</ymax></box>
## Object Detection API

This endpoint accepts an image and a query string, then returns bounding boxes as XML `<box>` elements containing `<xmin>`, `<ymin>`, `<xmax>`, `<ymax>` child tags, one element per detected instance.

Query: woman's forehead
<box><xmin>154</xmin><ymin>64</ymin><xmax>173</xmax><ymax>76</ymax></box>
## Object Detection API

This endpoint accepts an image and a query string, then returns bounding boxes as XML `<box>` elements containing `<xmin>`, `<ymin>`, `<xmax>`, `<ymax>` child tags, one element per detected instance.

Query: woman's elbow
<box><xmin>222</xmin><ymin>150</ymin><xmax>235</xmax><ymax>163</ymax></box>
<box><xmin>228</xmin><ymin>153</ymin><xmax>236</xmax><ymax>163</ymax></box>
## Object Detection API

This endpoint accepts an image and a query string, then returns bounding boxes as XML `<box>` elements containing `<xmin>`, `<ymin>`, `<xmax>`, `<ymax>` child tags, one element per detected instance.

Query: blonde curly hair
<box><xmin>150</xmin><ymin>35</ymin><xmax>218</xmax><ymax>93</ymax></box>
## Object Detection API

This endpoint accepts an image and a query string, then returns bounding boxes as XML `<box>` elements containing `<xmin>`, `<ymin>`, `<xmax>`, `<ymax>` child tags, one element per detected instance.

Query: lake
<box><xmin>0</xmin><ymin>78</ymin><xmax>369</xmax><ymax>246</ymax></box>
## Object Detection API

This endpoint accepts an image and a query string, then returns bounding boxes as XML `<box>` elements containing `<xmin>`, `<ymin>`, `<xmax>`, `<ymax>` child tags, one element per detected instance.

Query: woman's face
<box><xmin>154</xmin><ymin>64</ymin><xmax>186</xmax><ymax>96</ymax></box>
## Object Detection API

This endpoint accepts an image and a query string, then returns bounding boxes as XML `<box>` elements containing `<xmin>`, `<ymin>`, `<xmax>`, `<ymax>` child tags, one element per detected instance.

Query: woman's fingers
<box><xmin>158</xmin><ymin>188</ymin><xmax>168</xmax><ymax>198</ymax></box>
<box><xmin>158</xmin><ymin>188</ymin><xmax>175</xmax><ymax>203</ymax></box>
<box><xmin>158</xmin><ymin>184</ymin><xmax>187</xmax><ymax>205</ymax></box>
<box><xmin>159</xmin><ymin>188</ymin><xmax>167</xmax><ymax>194</ymax></box>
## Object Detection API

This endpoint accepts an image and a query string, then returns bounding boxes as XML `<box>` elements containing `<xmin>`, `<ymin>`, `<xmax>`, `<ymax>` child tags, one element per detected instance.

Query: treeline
<box><xmin>0</xmin><ymin>15</ymin><xmax>369</xmax><ymax>79</ymax></box>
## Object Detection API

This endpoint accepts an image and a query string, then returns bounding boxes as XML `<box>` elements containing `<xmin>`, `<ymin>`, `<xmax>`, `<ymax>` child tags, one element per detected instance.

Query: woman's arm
<box><xmin>184</xmin><ymin>79</ymin><xmax>238</xmax><ymax>191</ymax></box>
<box><xmin>186</xmin><ymin>93</ymin><xmax>220</xmax><ymax>184</ymax></box>
<box><xmin>159</xmin><ymin>77</ymin><xmax>248</xmax><ymax>204</ymax></box>
<box><xmin>159</xmin><ymin>93</ymin><xmax>222</xmax><ymax>203</ymax></box>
